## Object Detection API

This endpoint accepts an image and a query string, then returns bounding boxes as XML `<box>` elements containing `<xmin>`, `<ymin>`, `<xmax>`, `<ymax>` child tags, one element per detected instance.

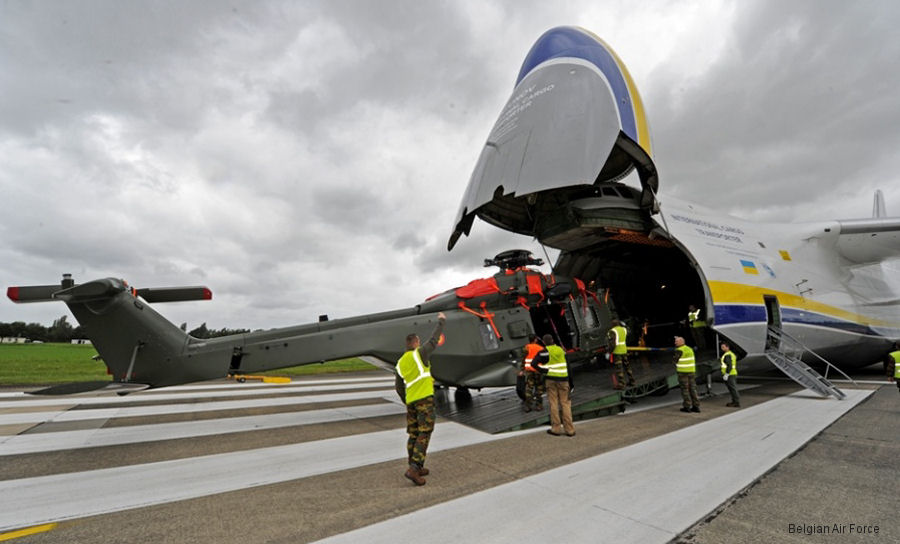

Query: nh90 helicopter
<box><xmin>8</xmin><ymin>250</ymin><xmax>613</xmax><ymax>395</ymax></box>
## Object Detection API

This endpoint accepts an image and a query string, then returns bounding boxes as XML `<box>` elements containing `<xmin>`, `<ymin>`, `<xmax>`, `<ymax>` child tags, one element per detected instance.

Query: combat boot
<box><xmin>419</xmin><ymin>466</ymin><xmax>430</xmax><ymax>476</ymax></box>
<box><xmin>404</xmin><ymin>466</ymin><xmax>426</xmax><ymax>486</ymax></box>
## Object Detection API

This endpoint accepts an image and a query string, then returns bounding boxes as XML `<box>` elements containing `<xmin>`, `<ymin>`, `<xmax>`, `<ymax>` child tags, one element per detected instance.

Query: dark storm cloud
<box><xmin>648</xmin><ymin>0</ymin><xmax>900</xmax><ymax>220</ymax></box>
<box><xmin>259</xmin><ymin>0</ymin><xmax>504</xmax><ymax>141</ymax></box>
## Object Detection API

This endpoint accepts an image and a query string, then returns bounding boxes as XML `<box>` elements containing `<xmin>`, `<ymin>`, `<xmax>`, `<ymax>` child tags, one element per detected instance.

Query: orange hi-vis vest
<box><xmin>523</xmin><ymin>343</ymin><xmax>543</xmax><ymax>372</ymax></box>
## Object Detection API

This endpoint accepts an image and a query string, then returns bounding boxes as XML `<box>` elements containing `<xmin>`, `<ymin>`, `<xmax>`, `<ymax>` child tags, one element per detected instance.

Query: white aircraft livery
<box><xmin>449</xmin><ymin>25</ymin><xmax>900</xmax><ymax>373</ymax></box>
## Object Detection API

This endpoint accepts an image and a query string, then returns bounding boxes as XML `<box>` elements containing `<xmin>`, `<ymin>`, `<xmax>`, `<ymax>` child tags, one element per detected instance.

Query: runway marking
<box><xmin>0</xmin><ymin>402</ymin><xmax>404</xmax><ymax>455</ymax></box>
<box><xmin>156</xmin><ymin>375</ymin><xmax>393</xmax><ymax>390</ymax></box>
<box><xmin>312</xmin><ymin>389</ymin><xmax>873</xmax><ymax>544</ymax></box>
<box><xmin>0</xmin><ymin>380</ymin><xmax>394</xmax><ymax>409</ymax></box>
<box><xmin>0</xmin><ymin>375</ymin><xmax>393</xmax><ymax>400</ymax></box>
<box><xmin>0</xmin><ymin>421</ymin><xmax>515</xmax><ymax>532</ymax></box>
<box><xmin>0</xmin><ymin>523</ymin><xmax>57</xmax><ymax>541</ymax></box>
<box><xmin>0</xmin><ymin>389</ymin><xmax>398</xmax><ymax>426</ymax></box>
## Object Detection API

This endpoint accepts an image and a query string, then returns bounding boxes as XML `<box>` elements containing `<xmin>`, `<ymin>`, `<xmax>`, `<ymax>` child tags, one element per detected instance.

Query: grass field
<box><xmin>0</xmin><ymin>343</ymin><xmax>380</xmax><ymax>386</ymax></box>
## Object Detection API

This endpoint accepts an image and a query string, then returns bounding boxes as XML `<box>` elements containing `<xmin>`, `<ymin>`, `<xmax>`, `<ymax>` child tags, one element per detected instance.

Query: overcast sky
<box><xmin>2</xmin><ymin>0</ymin><xmax>899</xmax><ymax>331</ymax></box>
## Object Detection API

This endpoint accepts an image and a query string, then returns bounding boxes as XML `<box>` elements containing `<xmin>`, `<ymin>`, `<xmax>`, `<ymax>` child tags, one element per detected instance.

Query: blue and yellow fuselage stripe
<box><xmin>710</xmin><ymin>281</ymin><xmax>900</xmax><ymax>335</ymax></box>
<box><xmin>515</xmin><ymin>26</ymin><xmax>652</xmax><ymax>157</ymax></box>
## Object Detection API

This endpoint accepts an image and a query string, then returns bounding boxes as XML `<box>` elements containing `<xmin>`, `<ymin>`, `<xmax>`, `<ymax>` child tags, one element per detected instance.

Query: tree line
<box><xmin>0</xmin><ymin>316</ymin><xmax>249</xmax><ymax>343</ymax></box>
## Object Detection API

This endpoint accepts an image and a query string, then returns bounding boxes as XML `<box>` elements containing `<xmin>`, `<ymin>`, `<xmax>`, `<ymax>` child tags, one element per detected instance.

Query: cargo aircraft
<box><xmin>8</xmin><ymin>26</ymin><xmax>900</xmax><ymax>396</ymax></box>
<box><xmin>448</xmin><ymin>26</ymin><xmax>900</xmax><ymax>385</ymax></box>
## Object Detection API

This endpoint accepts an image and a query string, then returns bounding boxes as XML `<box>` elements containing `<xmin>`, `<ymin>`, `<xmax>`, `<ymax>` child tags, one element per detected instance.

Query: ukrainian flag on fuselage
<box><xmin>740</xmin><ymin>260</ymin><xmax>759</xmax><ymax>275</ymax></box>
<box><xmin>515</xmin><ymin>26</ymin><xmax>652</xmax><ymax>158</ymax></box>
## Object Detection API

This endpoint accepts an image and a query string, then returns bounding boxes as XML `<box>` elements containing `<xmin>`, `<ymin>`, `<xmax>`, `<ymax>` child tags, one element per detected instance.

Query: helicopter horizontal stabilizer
<box><xmin>7</xmin><ymin>278</ymin><xmax>212</xmax><ymax>304</ymax></box>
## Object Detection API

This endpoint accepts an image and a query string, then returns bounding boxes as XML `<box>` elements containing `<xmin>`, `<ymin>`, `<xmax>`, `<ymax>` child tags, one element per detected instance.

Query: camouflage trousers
<box><xmin>613</xmin><ymin>353</ymin><xmax>635</xmax><ymax>387</ymax></box>
<box><xmin>523</xmin><ymin>371</ymin><xmax>545</xmax><ymax>408</ymax></box>
<box><xmin>678</xmin><ymin>372</ymin><xmax>700</xmax><ymax>408</ymax></box>
<box><xmin>406</xmin><ymin>396</ymin><xmax>435</xmax><ymax>469</ymax></box>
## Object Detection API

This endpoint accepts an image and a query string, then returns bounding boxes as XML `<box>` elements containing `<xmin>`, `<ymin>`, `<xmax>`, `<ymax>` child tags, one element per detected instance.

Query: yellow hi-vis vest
<box><xmin>545</xmin><ymin>345</ymin><xmax>568</xmax><ymax>378</ymax></box>
<box><xmin>892</xmin><ymin>351</ymin><xmax>900</xmax><ymax>379</ymax></box>
<box><xmin>676</xmin><ymin>345</ymin><xmax>696</xmax><ymax>373</ymax></box>
<box><xmin>397</xmin><ymin>348</ymin><xmax>434</xmax><ymax>404</ymax></box>
<box><xmin>720</xmin><ymin>351</ymin><xmax>737</xmax><ymax>376</ymax></box>
<box><xmin>611</xmin><ymin>325</ymin><xmax>628</xmax><ymax>355</ymax></box>
<box><xmin>688</xmin><ymin>309</ymin><xmax>706</xmax><ymax>328</ymax></box>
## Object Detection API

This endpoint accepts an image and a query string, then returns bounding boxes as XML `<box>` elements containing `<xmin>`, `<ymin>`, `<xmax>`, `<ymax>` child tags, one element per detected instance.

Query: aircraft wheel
<box><xmin>238</xmin><ymin>377</ymin><xmax>246</xmax><ymax>383</ymax></box>
<box><xmin>455</xmin><ymin>387</ymin><xmax>472</xmax><ymax>403</ymax></box>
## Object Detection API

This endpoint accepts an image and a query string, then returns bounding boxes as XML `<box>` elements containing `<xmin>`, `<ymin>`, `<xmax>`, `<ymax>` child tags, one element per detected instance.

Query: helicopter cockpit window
<box><xmin>479</xmin><ymin>322</ymin><xmax>500</xmax><ymax>350</ymax></box>
<box><xmin>582</xmin><ymin>305</ymin><xmax>599</xmax><ymax>328</ymax></box>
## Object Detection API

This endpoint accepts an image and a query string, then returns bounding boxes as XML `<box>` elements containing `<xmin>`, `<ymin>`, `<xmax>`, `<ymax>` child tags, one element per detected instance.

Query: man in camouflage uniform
<box><xmin>518</xmin><ymin>334</ymin><xmax>545</xmax><ymax>412</ymax></box>
<box><xmin>396</xmin><ymin>312</ymin><xmax>446</xmax><ymax>486</ymax></box>
<box><xmin>674</xmin><ymin>336</ymin><xmax>700</xmax><ymax>413</ymax></box>
<box><xmin>607</xmin><ymin>319</ymin><xmax>634</xmax><ymax>389</ymax></box>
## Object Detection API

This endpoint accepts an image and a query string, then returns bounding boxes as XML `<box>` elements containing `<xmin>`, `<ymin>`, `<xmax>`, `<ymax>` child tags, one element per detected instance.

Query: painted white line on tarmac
<box><xmin>0</xmin><ymin>421</ymin><xmax>507</xmax><ymax>532</ymax></box>
<box><xmin>0</xmin><ymin>380</ymin><xmax>394</xmax><ymax>409</ymax></box>
<box><xmin>154</xmin><ymin>375</ymin><xmax>393</xmax><ymax>391</ymax></box>
<box><xmin>0</xmin><ymin>389</ymin><xmax>398</xmax><ymax>426</ymax></box>
<box><xmin>313</xmin><ymin>389</ymin><xmax>872</xmax><ymax>544</ymax></box>
<box><xmin>0</xmin><ymin>375</ymin><xmax>394</xmax><ymax>400</ymax></box>
<box><xmin>0</xmin><ymin>402</ymin><xmax>404</xmax><ymax>455</ymax></box>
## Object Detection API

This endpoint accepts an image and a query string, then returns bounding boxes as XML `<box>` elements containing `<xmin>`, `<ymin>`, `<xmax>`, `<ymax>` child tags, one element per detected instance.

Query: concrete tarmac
<box><xmin>679</xmin><ymin>384</ymin><xmax>898</xmax><ymax>543</ymax></box>
<box><xmin>0</xmin><ymin>372</ymin><xmax>893</xmax><ymax>543</ymax></box>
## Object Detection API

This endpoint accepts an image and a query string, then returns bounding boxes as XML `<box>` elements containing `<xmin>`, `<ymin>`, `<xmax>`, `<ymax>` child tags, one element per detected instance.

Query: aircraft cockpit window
<box><xmin>478</xmin><ymin>322</ymin><xmax>500</xmax><ymax>351</ymax></box>
<box><xmin>601</xmin><ymin>187</ymin><xmax>618</xmax><ymax>197</ymax></box>
<box><xmin>586</xmin><ymin>307</ymin><xmax>600</xmax><ymax>328</ymax></box>
<box><xmin>618</xmin><ymin>187</ymin><xmax>633</xmax><ymax>198</ymax></box>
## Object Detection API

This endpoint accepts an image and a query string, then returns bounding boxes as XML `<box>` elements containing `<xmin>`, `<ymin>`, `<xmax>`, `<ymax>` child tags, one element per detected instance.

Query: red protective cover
<box><xmin>455</xmin><ymin>277</ymin><xmax>500</xmax><ymax>299</ymax></box>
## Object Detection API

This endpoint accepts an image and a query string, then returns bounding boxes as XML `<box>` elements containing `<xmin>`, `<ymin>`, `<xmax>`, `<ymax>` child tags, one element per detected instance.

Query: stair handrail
<box><xmin>765</xmin><ymin>326</ymin><xmax>857</xmax><ymax>385</ymax></box>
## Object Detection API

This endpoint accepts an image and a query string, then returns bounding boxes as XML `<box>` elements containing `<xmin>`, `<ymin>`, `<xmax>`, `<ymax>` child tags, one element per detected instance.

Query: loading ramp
<box><xmin>435</xmin><ymin>349</ymin><xmax>680</xmax><ymax>434</ymax></box>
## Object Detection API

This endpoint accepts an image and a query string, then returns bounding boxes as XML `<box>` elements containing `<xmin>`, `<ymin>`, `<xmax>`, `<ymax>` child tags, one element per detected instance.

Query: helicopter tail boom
<box><xmin>7</xmin><ymin>276</ymin><xmax>226</xmax><ymax>392</ymax></box>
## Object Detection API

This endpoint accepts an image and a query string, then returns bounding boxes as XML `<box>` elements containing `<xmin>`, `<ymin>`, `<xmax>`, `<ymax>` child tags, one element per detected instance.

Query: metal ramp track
<box><xmin>765</xmin><ymin>326</ymin><xmax>847</xmax><ymax>400</ymax></box>
<box><xmin>435</xmin><ymin>356</ymin><xmax>676</xmax><ymax>434</ymax></box>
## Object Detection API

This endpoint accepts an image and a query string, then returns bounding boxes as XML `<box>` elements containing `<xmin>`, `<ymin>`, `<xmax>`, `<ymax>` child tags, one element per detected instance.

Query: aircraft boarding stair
<box><xmin>764</xmin><ymin>326</ymin><xmax>849</xmax><ymax>400</ymax></box>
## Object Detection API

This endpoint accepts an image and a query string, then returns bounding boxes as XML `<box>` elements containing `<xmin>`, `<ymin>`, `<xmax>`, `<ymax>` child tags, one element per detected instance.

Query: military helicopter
<box><xmin>7</xmin><ymin>250</ymin><xmax>613</xmax><ymax>395</ymax></box>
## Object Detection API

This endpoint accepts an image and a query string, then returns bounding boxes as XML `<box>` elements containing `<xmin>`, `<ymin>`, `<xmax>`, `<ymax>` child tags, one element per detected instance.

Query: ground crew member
<box><xmin>518</xmin><ymin>335</ymin><xmax>545</xmax><ymax>412</ymax></box>
<box><xmin>687</xmin><ymin>304</ymin><xmax>707</xmax><ymax>351</ymax></box>
<box><xmin>396</xmin><ymin>311</ymin><xmax>446</xmax><ymax>486</ymax></box>
<box><xmin>674</xmin><ymin>336</ymin><xmax>700</xmax><ymax>413</ymax></box>
<box><xmin>638</xmin><ymin>318</ymin><xmax>650</xmax><ymax>348</ymax></box>
<box><xmin>607</xmin><ymin>319</ymin><xmax>635</xmax><ymax>389</ymax></box>
<box><xmin>720</xmin><ymin>341</ymin><xmax>740</xmax><ymax>407</ymax></box>
<box><xmin>887</xmin><ymin>342</ymin><xmax>900</xmax><ymax>394</ymax></box>
<box><xmin>534</xmin><ymin>334</ymin><xmax>575</xmax><ymax>436</ymax></box>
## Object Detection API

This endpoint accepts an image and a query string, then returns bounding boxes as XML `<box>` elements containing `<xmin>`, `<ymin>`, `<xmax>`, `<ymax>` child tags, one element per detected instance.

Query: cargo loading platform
<box><xmin>434</xmin><ymin>348</ymin><xmax>713</xmax><ymax>434</ymax></box>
